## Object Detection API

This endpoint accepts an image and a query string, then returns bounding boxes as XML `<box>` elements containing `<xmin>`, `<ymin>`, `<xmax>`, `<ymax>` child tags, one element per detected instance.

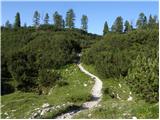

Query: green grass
<box><xmin>74</xmin><ymin>64</ymin><xmax>159</xmax><ymax>119</ymax></box>
<box><xmin>1</xmin><ymin>64</ymin><xmax>93</xmax><ymax>119</ymax></box>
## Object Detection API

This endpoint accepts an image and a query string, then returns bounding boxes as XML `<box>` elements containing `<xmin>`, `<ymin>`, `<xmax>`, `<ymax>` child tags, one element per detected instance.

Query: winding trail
<box><xmin>55</xmin><ymin>63</ymin><xmax>103</xmax><ymax>119</ymax></box>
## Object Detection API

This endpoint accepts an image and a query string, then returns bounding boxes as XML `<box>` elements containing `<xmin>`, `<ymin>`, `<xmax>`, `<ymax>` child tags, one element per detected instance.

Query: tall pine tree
<box><xmin>81</xmin><ymin>15</ymin><xmax>88</xmax><ymax>31</ymax></box>
<box><xmin>124</xmin><ymin>20</ymin><xmax>132</xmax><ymax>32</ymax></box>
<box><xmin>112</xmin><ymin>16</ymin><xmax>123</xmax><ymax>33</ymax></box>
<box><xmin>33</xmin><ymin>11</ymin><xmax>40</xmax><ymax>28</ymax></box>
<box><xmin>103</xmin><ymin>21</ymin><xmax>109</xmax><ymax>35</ymax></box>
<box><xmin>136</xmin><ymin>12</ymin><xmax>147</xmax><ymax>29</ymax></box>
<box><xmin>53</xmin><ymin>11</ymin><xmax>63</xmax><ymax>29</ymax></box>
<box><xmin>66</xmin><ymin>9</ymin><xmax>75</xmax><ymax>28</ymax></box>
<box><xmin>14</xmin><ymin>12</ymin><xmax>21</xmax><ymax>28</ymax></box>
<box><xmin>44</xmin><ymin>13</ymin><xmax>49</xmax><ymax>24</ymax></box>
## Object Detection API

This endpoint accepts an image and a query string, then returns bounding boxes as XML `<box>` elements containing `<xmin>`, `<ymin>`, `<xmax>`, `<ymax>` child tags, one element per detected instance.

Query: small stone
<box><xmin>62</xmin><ymin>104</ymin><xmax>65</xmax><ymax>106</ymax></box>
<box><xmin>33</xmin><ymin>113</ymin><xmax>38</xmax><ymax>117</ymax></box>
<box><xmin>127</xmin><ymin>95</ymin><xmax>133</xmax><ymax>101</ymax></box>
<box><xmin>98</xmin><ymin>104</ymin><xmax>101</xmax><ymax>107</ymax></box>
<box><xmin>4</xmin><ymin>112</ymin><xmax>8</xmax><ymax>115</ymax></box>
<box><xmin>38</xmin><ymin>110</ymin><xmax>41</xmax><ymax>113</ymax></box>
<box><xmin>11</xmin><ymin>110</ymin><xmax>16</xmax><ymax>112</ymax></box>
<box><xmin>42</xmin><ymin>103</ymin><xmax>50</xmax><ymax>108</ymax></box>
<box><xmin>40</xmin><ymin>110</ymin><xmax>46</xmax><ymax>116</ymax></box>
<box><xmin>132</xmin><ymin>116</ymin><xmax>137</xmax><ymax>119</ymax></box>
<box><xmin>56</xmin><ymin>105</ymin><xmax>61</xmax><ymax>109</ymax></box>
<box><xmin>117</xmin><ymin>94</ymin><xmax>121</xmax><ymax>100</ymax></box>
<box><xmin>88</xmin><ymin>114</ymin><xmax>92</xmax><ymax>117</ymax></box>
<box><xmin>118</xmin><ymin>106</ymin><xmax>122</xmax><ymax>109</ymax></box>
<box><xmin>6</xmin><ymin>116</ymin><xmax>10</xmax><ymax>119</ymax></box>
<box><xmin>34</xmin><ymin>108</ymin><xmax>40</xmax><ymax>111</ymax></box>
<box><xmin>84</xmin><ymin>83</ymin><xmax>87</xmax><ymax>87</ymax></box>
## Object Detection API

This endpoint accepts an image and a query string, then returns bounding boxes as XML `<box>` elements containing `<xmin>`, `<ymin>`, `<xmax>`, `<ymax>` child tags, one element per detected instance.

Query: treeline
<box><xmin>4</xmin><ymin>9</ymin><xmax>88</xmax><ymax>31</ymax></box>
<box><xmin>102</xmin><ymin>12</ymin><xmax>158</xmax><ymax>35</ymax></box>
<box><xmin>82</xmin><ymin>13</ymin><xmax>159</xmax><ymax>103</ymax></box>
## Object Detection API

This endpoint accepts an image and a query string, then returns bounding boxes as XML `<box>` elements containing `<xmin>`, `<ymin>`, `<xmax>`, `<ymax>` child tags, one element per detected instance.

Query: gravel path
<box><xmin>56</xmin><ymin>63</ymin><xmax>103</xmax><ymax>119</ymax></box>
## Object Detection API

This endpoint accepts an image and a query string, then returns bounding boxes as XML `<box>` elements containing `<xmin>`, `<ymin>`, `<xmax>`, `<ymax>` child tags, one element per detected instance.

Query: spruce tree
<box><xmin>148</xmin><ymin>14</ymin><xmax>158</xmax><ymax>28</ymax></box>
<box><xmin>103</xmin><ymin>21</ymin><xmax>109</xmax><ymax>35</ymax></box>
<box><xmin>112</xmin><ymin>16</ymin><xmax>123</xmax><ymax>33</ymax></box>
<box><xmin>136</xmin><ymin>12</ymin><xmax>147</xmax><ymax>29</ymax></box>
<box><xmin>81</xmin><ymin>15</ymin><xmax>88</xmax><ymax>31</ymax></box>
<box><xmin>14</xmin><ymin>12</ymin><xmax>21</xmax><ymax>28</ymax></box>
<box><xmin>5</xmin><ymin>20</ymin><xmax>12</xmax><ymax>28</ymax></box>
<box><xmin>44</xmin><ymin>13</ymin><xmax>49</xmax><ymax>24</ymax></box>
<box><xmin>62</xmin><ymin>19</ymin><xmax>65</xmax><ymax>28</ymax></box>
<box><xmin>66</xmin><ymin>9</ymin><xmax>75</xmax><ymax>28</ymax></box>
<box><xmin>33</xmin><ymin>11</ymin><xmax>40</xmax><ymax>28</ymax></box>
<box><xmin>53</xmin><ymin>11</ymin><xmax>63</xmax><ymax>29</ymax></box>
<box><xmin>124</xmin><ymin>20</ymin><xmax>132</xmax><ymax>32</ymax></box>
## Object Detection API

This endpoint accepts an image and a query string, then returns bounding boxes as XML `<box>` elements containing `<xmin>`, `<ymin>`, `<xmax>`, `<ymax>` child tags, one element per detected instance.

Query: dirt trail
<box><xmin>55</xmin><ymin>63</ymin><xmax>103</xmax><ymax>119</ymax></box>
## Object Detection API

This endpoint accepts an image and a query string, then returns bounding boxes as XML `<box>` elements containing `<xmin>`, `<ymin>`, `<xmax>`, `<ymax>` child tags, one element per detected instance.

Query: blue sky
<box><xmin>1</xmin><ymin>1</ymin><xmax>158</xmax><ymax>35</ymax></box>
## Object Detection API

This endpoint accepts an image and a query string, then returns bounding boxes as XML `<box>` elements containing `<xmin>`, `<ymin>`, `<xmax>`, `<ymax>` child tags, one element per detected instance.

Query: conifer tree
<box><xmin>103</xmin><ymin>21</ymin><xmax>109</xmax><ymax>35</ymax></box>
<box><xmin>14</xmin><ymin>12</ymin><xmax>21</xmax><ymax>28</ymax></box>
<box><xmin>33</xmin><ymin>11</ymin><xmax>40</xmax><ymax>28</ymax></box>
<box><xmin>81</xmin><ymin>15</ymin><xmax>88</xmax><ymax>31</ymax></box>
<box><xmin>124</xmin><ymin>20</ymin><xmax>132</xmax><ymax>32</ymax></box>
<box><xmin>44</xmin><ymin>13</ymin><xmax>49</xmax><ymax>24</ymax></box>
<box><xmin>66</xmin><ymin>9</ymin><xmax>75</xmax><ymax>28</ymax></box>
<box><xmin>53</xmin><ymin>11</ymin><xmax>63</xmax><ymax>29</ymax></box>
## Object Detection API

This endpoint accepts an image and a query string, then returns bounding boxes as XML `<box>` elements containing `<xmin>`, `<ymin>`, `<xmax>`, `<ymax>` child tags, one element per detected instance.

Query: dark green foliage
<box><xmin>125</xmin><ymin>54</ymin><xmax>158</xmax><ymax>103</ymax></box>
<box><xmin>1</xmin><ymin>82</ymin><xmax>15</xmax><ymax>95</ymax></box>
<box><xmin>38</xmin><ymin>69</ymin><xmax>61</xmax><ymax>87</ymax></box>
<box><xmin>8</xmin><ymin>51</ymin><xmax>38</xmax><ymax>92</ymax></box>
<box><xmin>56</xmin><ymin>80</ymin><xmax>69</xmax><ymax>87</ymax></box>
<box><xmin>103</xmin><ymin>21</ymin><xmax>109</xmax><ymax>35</ymax></box>
<box><xmin>1</xmin><ymin>54</ymin><xmax>11</xmax><ymax>79</ymax></box>
<box><xmin>39</xmin><ymin>24</ymin><xmax>55</xmax><ymax>29</ymax></box>
<box><xmin>82</xmin><ymin>28</ymin><xmax>158</xmax><ymax>103</ymax></box>
<box><xmin>14</xmin><ymin>12</ymin><xmax>21</xmax><ymax>28</ymax></box>
<box><xmin>1</xmin><ymin>54</ymin><xmax>15</xmax><ymax>95</ymax></box>
<box><xmin>82</xmin><ymin>33</ymin><xmax>130</xmax><ymax>78</ymax></box>
<box><xmin>2</xmin><ymin>27</ymin><xmax>100</xmax><ymax>93</ymax></box>
<box><xmin>66</xmin><ymin>9</ymin><xmax>75</xmax><ymax>28</ymax></box>
<box><xmin>81</xmin><ymin>15</ymin><xmax>88</xmax><ymax>31</ymax></box>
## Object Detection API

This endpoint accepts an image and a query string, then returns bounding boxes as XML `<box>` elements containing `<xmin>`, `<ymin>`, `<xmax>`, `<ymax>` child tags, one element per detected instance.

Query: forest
<box><xmin>1</xmin><ymin>8</ymin><xmax>159</xmax><ymax>119</ymax></box>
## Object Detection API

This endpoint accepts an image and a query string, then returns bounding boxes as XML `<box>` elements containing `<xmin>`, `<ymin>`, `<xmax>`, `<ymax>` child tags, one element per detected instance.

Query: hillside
<box><xmin>78</xmin><ymin>28</ymin><xmax>159</xmax><ymax>118</ymax></box>
<box><xmin>1</xmin><ymin>11</ymin><xmax>159</xmax><ymax>119</ymax></box>
<box><xmin>1</xmin><ymin>27</ymin><xmax>102</xmax><ymax>118</ymax></box>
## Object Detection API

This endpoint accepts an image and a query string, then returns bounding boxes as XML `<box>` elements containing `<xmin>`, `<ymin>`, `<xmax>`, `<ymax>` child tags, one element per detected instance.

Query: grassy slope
<box><xmin>1</xmin><ymin>64</ymin><xmax>93</xmax><ymax>119</ymax></box>
<box><xmin>74</xmin><ymin>64</ymin><xmax>159</xmax><ymax>119</ymax></box>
